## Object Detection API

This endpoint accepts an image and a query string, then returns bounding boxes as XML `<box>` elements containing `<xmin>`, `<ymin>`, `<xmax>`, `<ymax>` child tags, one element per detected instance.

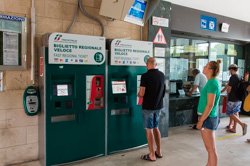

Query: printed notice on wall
<box><xmin>111</xmin><ymin>39</ymin><xmax>153</xmax><ymax>66</ymax></box>
<box><xmin>154</xmin><ymin>47</ymin><xmax>165</xmax><ymax>57</ymax></box>
<box><xmin>137</xmin><ymin>75</ymin><xmax>143</xmax><ymax>105</ymax></box>
<box><xmin>3</xmin><ymin>32</ymin><xmax>19</xmax><ymax>65</ymax></box>
<box><xmin>56</xmin><ymin>85</ymin><xmax>69</xmax><ymax>96</ymax></box>
<box><xmin>0</xmin><ymin>71</ymin><xmax>3</xmax><ymax>92</ymax></box>
<box><xmin>155</xmin><ymin>58</ymin><xmax>165</xmax><ymax>74</ymax></box>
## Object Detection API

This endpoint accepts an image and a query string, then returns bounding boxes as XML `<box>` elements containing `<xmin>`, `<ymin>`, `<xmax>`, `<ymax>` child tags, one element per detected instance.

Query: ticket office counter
<box><xmin>169</xmin><ymin>95</ymin><xmax>227</xmax><ymax>127</ymax></box>
<box><xmin>169</xmin><ymin>95</ymin><xmax>199</xmax><ymax>127</ymax></box>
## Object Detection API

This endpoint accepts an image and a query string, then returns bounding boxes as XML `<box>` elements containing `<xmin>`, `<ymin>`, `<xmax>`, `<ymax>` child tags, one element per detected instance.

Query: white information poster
<box><xmin>217</xmin><ymin>58</ymin><xmax>223</xmax><ymax>81</ymax></box>
<box><xmin>49</xmin><ymin>33</ymin><xmax>105</xmax><ymax>65</ymax></box>
<box><xmin>196</xmin><ymin>59</ymin><xmax>208</xmax><ymax>72</ymax></box>
<box><xmin>0</xmin><ymin>71</ymin><xmax>3</xmax><ymax>92</ymax></box>
<box><xmin>209</xmin><ymin>52</ymin><xmax>217</xmax><ymax>61</ymax></box>
<box><xmin>155</xmin><ymin>58</ymin><xmax>165</xmax><ymax>75</ymax></box>
<box><xmin>238</xmin><ymin>59</ymin><xmax>245</xmax><ymax>78</ymax></box>
<box><xmin>111</xmin><ymin>39</ymin><xmax>153</xmax><ymax>66</ymax></box>
<box><xmin>86</xmin><ymin>76</ymin><xmax>92</xmax><ymax>109</ymax></box>
<box><xmin>112</xmin><ymin>81</ymin><xmax>127</xmax><ymax>94</ymax></box>
<box><xmin>222</xmin><ymin>71</ymin><xmax>230</xmax><ymax>81</ymax></box>
<box><xmin>154</xmin><ymin>47</ymin><xmax>165</xmax><ymax>57</ymax></box>
<box><xmin>152</xmin><ymin>16</ymin><xmax>169</xmax><ymax>27</ymax></box>
<box><xmin>170</xmin><ymin>58</ymin><xmax>188</xmax><ymax>81</ymax></box>
<box><xmin>137</xmin><ymin>75</ymin><xmax>143</xmax><ymax>105</ymax></box>
<box><xmin>57</xmin><ymin>85</ymin><xmax>68</xmax><ymax>96</ymax></box>
<box><xmin>3</xmin><ymin>32</ymin><xmax>19</xmax><ymax>65</ymax></box>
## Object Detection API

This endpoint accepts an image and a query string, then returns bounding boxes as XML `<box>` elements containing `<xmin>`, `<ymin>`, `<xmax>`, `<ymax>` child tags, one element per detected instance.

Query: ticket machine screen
<box><xmin>112</xmin><ymin>80</ymin><xmax>127</xmax><ymax>94</ymax></box>
<box><xmin>53</xmin><ymin>84</ymin><xmax>72</xmax><ymax>96</ymax></box>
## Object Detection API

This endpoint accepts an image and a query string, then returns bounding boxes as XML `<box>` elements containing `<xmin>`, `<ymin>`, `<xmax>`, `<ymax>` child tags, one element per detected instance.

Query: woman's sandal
<box><xmin>155</xmin><ymin>151</ymin><xmax>163</xmax><ymax>158</ymax></box>
<box><xmin>242</xmin><ymin>123</ymin><xmax>248</xmax><ymax>136</ymax></box>
<box><xmin>141</xmin><ymin>154</ymin><xmax>156</xmax><ymax>162</ymax></box>
<box><xmin>226</xmin><ymin>129</ymin><xmax>236</xmax><ymax>133</ymax></box>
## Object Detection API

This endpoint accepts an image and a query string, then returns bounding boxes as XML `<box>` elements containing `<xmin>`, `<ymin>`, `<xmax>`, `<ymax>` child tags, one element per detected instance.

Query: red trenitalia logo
<box><xmin>115</xmin><ymin>40</ymin><xmax>121</xmax><ymax>46</ymax></box>
<box><xmin>54</xmin><ymin>34</ymin><xmax>62</xmax><ymax>41</ymax></box>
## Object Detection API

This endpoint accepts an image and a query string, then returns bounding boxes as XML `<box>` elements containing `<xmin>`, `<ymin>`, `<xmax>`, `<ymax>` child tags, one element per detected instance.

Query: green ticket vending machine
<box><xmin>107</xmin><ymin>39</ymin><xmax>153</xmax><ymax>153</ymax></box>
<box><xmin>38</xmin><ymin>33</ymin><xmax>106</xmax><ymax>165</ymax></box>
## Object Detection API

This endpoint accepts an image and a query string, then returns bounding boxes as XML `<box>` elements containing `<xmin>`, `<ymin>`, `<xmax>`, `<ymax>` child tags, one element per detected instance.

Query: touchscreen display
<box><xmin>112</xmin><ymin>80</ymin><xmax>127</xmax><ymax>94</ymax></box>
<box><xmin>53</xmin><ymin>84</ymin><xmax>72</xmax><ymax>96</ymax></box>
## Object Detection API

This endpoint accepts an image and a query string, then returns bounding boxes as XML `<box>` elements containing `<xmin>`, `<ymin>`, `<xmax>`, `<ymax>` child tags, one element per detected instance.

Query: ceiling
<box><xmin>165</xmin><ymin>0</ymin><xmax>250</xmax><ymax>23</ymax></box>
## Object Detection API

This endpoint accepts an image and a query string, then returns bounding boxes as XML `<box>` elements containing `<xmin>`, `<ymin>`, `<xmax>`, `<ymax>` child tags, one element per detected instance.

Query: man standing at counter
<box><xmin>138</xmin><ymin>57</ymin><xmax>165</xmax><ymax>162</ymax></box>
<box><xmin>187</xmin><ymin>69</ymin><xmax>207</xmax><ymax>129</ymax></box>
<box><xmin>187</xmin><ymin>69</ymin><xmax>207</xmax><ymax>96</ymax></box>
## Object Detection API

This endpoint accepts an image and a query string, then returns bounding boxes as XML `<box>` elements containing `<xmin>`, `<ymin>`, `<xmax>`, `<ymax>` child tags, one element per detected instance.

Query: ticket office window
<box><xmin>0</xmin><ymin>14</ymin><xmax>27</xmax><ymax>70</ymax></box>
<box><xmin>170</xmin><ymin>36</ymin><xmax>244</xmax><ymax>84</ymax></box>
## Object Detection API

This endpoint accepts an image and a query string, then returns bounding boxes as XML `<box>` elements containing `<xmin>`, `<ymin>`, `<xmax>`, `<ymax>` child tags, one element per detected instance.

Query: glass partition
<box><xmin>170</xmin><ymin>36</ymin><xmax>244</xmax><ymax>85</ymax></box>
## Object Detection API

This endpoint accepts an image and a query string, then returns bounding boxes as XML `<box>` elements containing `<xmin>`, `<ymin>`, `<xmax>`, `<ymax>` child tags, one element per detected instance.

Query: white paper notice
<box><xmin>154</xmin><ymin>47</ymin><xmax>165</xmax><ymax>57</ymax></box>
<box><xmin>3</xmin><ymin>32</ymin><xmax>19</xmax><ymax>65</ymax></box>
<box><xmin>112</xmin><ymin>81</ymin><xmax>127</xmax><ymax>94</ymax></box>
<box><xmin>0</xmin><ymin>71</ymin><xmax>3</xmax><ymax>92</ymax></box>
<box><xmin>57</xmin><ymin>85</ymin><xmax>68</xmax><ymax>96</ymax></box>
<box><xmin>155</xmin><ymin>58</ymin><xmax>165</xmax><ymax>74</ymax></box>
<box><xmin>209</xmin><ymin>52</ymin><xmax>217</xmax><ymax>61</ymax></box>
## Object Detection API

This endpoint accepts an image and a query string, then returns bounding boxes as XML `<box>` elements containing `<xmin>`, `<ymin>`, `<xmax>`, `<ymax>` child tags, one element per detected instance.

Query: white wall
<box><xmin>165</xmin><ymin>0</ymin><xmax>250</xmax><ymax>22</ymax></box>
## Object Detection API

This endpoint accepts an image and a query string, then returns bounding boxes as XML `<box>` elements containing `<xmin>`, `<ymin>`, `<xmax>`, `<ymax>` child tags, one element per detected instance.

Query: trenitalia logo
<box><xmin>54</xmin><ymin>34</ymin><xmax>62</xmax><ymax>41</ymax></box>
<box><xmin>115</xmin><ymin>40</ymin><xmax>121</xmax><ymax>46</ymax></box>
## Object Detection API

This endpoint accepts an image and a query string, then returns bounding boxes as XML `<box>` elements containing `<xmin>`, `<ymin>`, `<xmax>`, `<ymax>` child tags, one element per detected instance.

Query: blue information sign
<box><xmin>0</xmin><ymin>14</ymin><xmax>25</xmax><ymax>22</ymax></box>
<box><xmin>200</xmin><ymin>15</ymin><xmax>217</xmax><ymax>31</ymax></box>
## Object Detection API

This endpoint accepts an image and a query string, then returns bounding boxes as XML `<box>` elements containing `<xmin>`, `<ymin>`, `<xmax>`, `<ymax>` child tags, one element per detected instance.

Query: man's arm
<box><xmin>247</xmin><ymin>85</ymin><xmax>250</xmax><ymax>92</ymax></box>
<box><xmin>138</xmin><ymin>86</ymin><xmax>145</xmax><ymax>97</ymax></box>
<box><xmin>188</xmin><ymin>75</ymin><xmax>199</xmax><ymax>96</ymax></box>
<box><xmin>187</xmin><ymin>85</ymin><xmax>198</xmax><ymax>96</ymax></box>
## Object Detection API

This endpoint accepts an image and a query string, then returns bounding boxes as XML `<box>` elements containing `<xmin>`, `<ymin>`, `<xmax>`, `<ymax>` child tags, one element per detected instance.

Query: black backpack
<box><xmin>237</xmin><ymin>80</ymin><xmax>246</xmax><ymax>101</ymax></box>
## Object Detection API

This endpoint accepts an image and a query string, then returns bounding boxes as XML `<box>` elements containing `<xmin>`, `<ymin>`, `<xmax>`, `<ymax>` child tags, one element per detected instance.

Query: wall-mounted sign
<box><xmin>220</xmin><ymin>23</ymin><xmax>230</xmax><ymax>33</ymax></box>
<box><xmin>0</xmin><ymin>14</ymin><xmax>27</xmax><ymax>69</ymax></box>
<box><xmin>152</xmin><ymin>16</ymin><xmax>169</xmax><ymax>27</ymax></box>
<box><xmin>124</xmin><ymin>0</ymin><xmax>147</xmax><ymax>26</ymax></box>
<box><xmin>3</xmin><ymin>32</ymin><xmax>19</xmax><ymax>65</ymax></box>
<box><xmin>0</xmin><ymin>14</ymin><xmax>25</xmax><ymax>22</ymax></box>
<box><xmin>0</xmin><ymin>71</ymin><xmax>3</xmax><ymax>92</ymax></box>
<box><xmin>153</xmin><ymin>28</ymin><xmax>167</xmax><ymax>44</ymax></box>
<box><xmin>49</xmin><ymin>33</ymin><xmax>105</xmax><ymax>65</ymax></box>
<box><xmin>200</xmin><ymin>15</ymin><xmax>217</xmax><ymax>31</ymax></box>
<box><xmin>111</xmin><ymin>39</ymin><xmax>153</xmax><ymax>66</ymax></box>
<box><xmin>154</xmin><ymin>47</ymin><xmax>166</xmax><ymax>57</ymax></box>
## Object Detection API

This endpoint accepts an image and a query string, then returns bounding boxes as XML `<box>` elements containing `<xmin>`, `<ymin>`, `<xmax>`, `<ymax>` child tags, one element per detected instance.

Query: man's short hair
<box><xmin>192</xmin><ymin>69</ymin><xmax>200</xmax><ymax>75</ymax></box>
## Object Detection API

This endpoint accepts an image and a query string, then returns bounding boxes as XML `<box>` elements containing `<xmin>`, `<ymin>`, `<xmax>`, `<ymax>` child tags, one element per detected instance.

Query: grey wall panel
<box><xmin>171</xmin><ymin>4</ymin><xmax>250</xmax><ymax>43</ymax></box>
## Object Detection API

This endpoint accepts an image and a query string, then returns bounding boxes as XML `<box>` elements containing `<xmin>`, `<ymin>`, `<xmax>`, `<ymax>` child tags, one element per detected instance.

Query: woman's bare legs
<box><xmin>201</xmin><ymin>128</ymin><xmax>218</xmax><ymax>166</ymax></box>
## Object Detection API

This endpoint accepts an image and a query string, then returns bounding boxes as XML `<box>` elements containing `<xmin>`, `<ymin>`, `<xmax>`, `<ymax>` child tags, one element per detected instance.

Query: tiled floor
<box><xmin>16</xmin><ymin>116</ymin><xmax>250</xmax><ymax>166</ymax></box>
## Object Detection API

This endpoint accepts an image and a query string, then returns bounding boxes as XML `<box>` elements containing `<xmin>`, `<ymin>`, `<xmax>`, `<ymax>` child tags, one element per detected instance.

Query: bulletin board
<box><xmin>0</xmin><ymin>14</ymin><xmax>27</xmax><ymax>70</ymax></box>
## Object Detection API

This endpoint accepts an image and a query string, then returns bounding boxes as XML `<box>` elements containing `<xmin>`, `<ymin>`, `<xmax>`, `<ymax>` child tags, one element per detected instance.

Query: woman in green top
<box><xmin>197</xmin><ymin>60</ymin><xmax>221</xmax><ymax>166</ymax></box>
